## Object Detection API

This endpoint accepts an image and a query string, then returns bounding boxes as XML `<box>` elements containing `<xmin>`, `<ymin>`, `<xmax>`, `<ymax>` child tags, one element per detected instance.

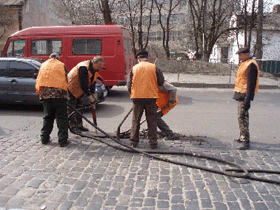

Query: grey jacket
<box><xmin>159</xmin><ymin>81</ymin><xmax>177</xmax><ymax>104</ymax></box>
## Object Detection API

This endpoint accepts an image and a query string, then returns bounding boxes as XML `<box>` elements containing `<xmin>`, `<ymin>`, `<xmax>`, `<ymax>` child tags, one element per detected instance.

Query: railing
<box><xmin>257</xmin><ymin>60</ymin><xmax>280</xmax><ymax>76</ymax></box>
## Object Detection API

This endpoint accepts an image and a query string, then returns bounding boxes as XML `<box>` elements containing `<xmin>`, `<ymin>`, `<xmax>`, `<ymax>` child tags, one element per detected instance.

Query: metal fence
<box><xmin>257</xmin><ymin>60</ymin><xmax>280</xmax><ymax>76</ymax></box>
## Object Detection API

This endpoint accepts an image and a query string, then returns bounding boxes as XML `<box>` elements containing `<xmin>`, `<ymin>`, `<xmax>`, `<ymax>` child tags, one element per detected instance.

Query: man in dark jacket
<box><xmin>127</xmin><ymin>50</ymin><xmax>164</xmax><ymax>149</ymax></box>
<box><xmin>233</xmin><ymin>47</ymin><xmax>259</xmax><ymax>150</ymax></box>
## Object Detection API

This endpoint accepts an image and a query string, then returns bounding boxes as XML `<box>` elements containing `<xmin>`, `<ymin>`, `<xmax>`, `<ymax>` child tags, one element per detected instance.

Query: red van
<box><xmin>2</xmin><ymin>25</ymin><xmax>134</xmax><ymax>88</ymax></box>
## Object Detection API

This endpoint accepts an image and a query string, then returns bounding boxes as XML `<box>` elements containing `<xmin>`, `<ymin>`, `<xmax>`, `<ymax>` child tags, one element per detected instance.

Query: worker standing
<box><xmin>127</xmin><ymin>50</ymin><xmax>164</xmax><ymax>149</ymax></box>
<box><xmin>157</xmin><ymin>81</ymin><xmax>178</xmax><ymax>139</ymax></box>
<box><xmin>67</xmin><ymin>56</ymin><xmax>104</xmax><ymax>133</ymax></box>
<box><xmin>35</xmin><ymin>53</ymin><xmax>69</xmax><ymax>147</ymax></box>
<box><xmin>233</xmin><ymin>47</ymin><xmax>259</xmax><ymax>150</ymax></box>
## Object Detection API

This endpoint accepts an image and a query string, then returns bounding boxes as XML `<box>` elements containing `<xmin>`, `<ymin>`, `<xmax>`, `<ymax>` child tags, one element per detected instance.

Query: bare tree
<box><xmin>154</xmin><ymin>0</ymin><xmax>184</xmax><ymax>59</ymax></box>
<box><xmin>187</xmin><ymin>0</ymin><xmax>239</xmax><ymax>61</ymax></box>
<box><xmin>113</xmin><ymin>0</ymin><xmax>154</xmax><ymax>55</ymax></box>
<box><xmin>54</xmin><ymin>0</ymin><xmax>104</xmax><ymax>25</ymax></box>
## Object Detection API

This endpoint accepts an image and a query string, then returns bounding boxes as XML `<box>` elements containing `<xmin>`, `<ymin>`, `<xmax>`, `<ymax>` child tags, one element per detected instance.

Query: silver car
<box><xmin>0</xmin><ymin>57</ymin><xmax>107</xmax><ymax>105</ymax></box>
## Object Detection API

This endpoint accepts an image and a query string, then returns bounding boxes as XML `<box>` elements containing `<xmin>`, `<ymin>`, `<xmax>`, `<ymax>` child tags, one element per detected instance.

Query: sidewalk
<box><xmin>165</xmin><ymin>73</ymin><xmax>279</xmax><ymax>89</ymax></box>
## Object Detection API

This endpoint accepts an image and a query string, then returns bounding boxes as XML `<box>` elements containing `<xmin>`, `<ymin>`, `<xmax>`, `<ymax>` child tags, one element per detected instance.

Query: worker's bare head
<box><xmin>92</xmin><ymin>56</ymin><xmax>104</xmax><ymax>71</ymax></box>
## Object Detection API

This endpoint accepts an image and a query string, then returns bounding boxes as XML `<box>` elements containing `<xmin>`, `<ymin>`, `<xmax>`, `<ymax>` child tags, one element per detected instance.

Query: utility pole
<box><xmin>255</xmin><ymin>0</ymin><xmax>263</xmax><ymax>59</ymax></box>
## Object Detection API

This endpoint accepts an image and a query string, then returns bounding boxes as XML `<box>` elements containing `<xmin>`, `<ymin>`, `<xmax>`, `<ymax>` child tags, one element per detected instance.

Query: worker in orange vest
<box><xmin>67</xmin><ymin>56</ymin><xmax>104</xmax><ymax>133</ymax></box>
<box><xmin>156</xmin><ymin>81</ymin><xmax>178</xmax><ymax>139</ymax></box>
<box><xmin>127</xmin><ymin>50</ymin><xmax>165</xmax><ymax>149</ymax></box>
<box><xmin>233</xmin><ymin>47</ymin><xmax>259</xmax><ymax>150</ymax></box>
<box><xmin>35</xmin><ymin>53</ymin><xmax>70</xmax><ymax>147</ymax></box>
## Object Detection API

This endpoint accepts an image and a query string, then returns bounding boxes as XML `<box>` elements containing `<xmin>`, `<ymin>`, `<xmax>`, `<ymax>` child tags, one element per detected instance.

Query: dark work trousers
<box><xmin>130</xmin><ymin>99</ymin><xmax>158</xmax><ymax>146</ymax></box>
<box><xmin>67</xmin><ymin>92</ymin><xmax>84</xmax><ymax>129</ymax></box>
<box><xmin>237</xmin><ymin>101</ymin><xmax>250</xmax><ymax>142</ymax></box>
<box><xmin>157</xmin><ymin>113</ymin><xmax>174</xmax><ymax>138</ymax></box>
<box><xmin>41</xmin><ymin>98</ymin><xmax>68</xmax><ymax>144</ymax></box>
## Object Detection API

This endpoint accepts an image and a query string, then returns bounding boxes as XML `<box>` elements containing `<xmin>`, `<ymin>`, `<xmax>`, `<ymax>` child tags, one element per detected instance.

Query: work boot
<box><xmin>233</xmin><ymin>138</ymin><xmax>241</xmax><ymax>142</ymax></box>
<box><xmin>78</xmin><ymin>126</ymin><xmax>89</xmax><ymax>132</ymax></box>
<box><xmin>70</xmin><ymin>127</ymin><xmax>81</xmax><ymax>134</ymax></box>
<box><xmin>60</xmin><ymin>141</ymin><xmax>71</xmax><ymax>147</ymax></box>
<box><xmin>150</xmin><ymin>143</ymin><xmax>158</xmax><ymax>149</ymax></box>
<box><xmin>236</xmin><ymin>141</ymin><xmax>250</xmax><ymax>150</ymax></box>
<box><xmin>167</xmin><ymin>133</ymin><xmax>178</xmax><ymax>140</ymax></box>
<box><xmin>41</xmin><ymin>138</ymin><xmax>50</xmax><ymax>145</ymax></box>
<box><xmin>130</xmin><ymin>140</ymin><xmax>138</xmax><ymax>148</ymax></box>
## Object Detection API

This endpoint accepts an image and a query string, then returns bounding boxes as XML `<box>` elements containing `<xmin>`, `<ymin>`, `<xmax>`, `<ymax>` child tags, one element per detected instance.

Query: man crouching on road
<box><xmin>36</xmin><ymin>53</ymin><xmax>70</xmax><ymax>147</ymax></box>
<box><xmin>157</xmin><ymin>81</ymin><xmax>178</xmax><ymax>139</ymax></box>
<box><xmin>67</xmin><ymin>56</ymin><xmax>104</xmax><ymax>133</ymax></box>
<box><xmin>127</xmin><ymin>50</ymin><xmax>165</xmax><ymax>149</ymax></box>
<box><xmin>233</xmin><ymin>47</ymin><xmax>259</xmax><ymax>150</ymax></box>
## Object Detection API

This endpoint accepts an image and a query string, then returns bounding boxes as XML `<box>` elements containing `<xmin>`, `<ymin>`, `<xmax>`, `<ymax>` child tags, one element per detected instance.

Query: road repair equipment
<box><xmin>67</xmin><ymin>103</ymin><xmax>280</xmax><ymax>185</ymax></box>
<box><xmin>117</xmin><ymin>105</ymin><xmax>170</xmax><ymax>141</ymax></box>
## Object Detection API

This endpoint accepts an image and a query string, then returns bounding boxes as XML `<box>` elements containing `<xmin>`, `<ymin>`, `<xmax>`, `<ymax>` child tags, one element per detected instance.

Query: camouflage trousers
<box><xmin>237</xmin><ymin>101</ymin><xmax>250</xmax><ymax>142</ymax></box>
<box><xmin>67</xmin><ymin>92</ymin><xmax>84</xmax><ymax>129</ymax></box>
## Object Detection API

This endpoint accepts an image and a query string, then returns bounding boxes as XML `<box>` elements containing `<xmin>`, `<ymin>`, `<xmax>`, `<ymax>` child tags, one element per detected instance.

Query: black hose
<box><xmin>67</xmin><ymin>104</ymin><xmax>280</xmax><ymax>185</ymax></box>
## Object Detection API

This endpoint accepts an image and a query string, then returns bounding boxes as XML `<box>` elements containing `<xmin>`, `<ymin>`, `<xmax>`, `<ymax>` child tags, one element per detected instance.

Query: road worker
<box><xmin>127</xmin><ymin>50</ymin><xmax>164</xmax><ymax>149</ymax></box>
<box><xmin>157</xmin><ymin>81</ymin><xmax>178</xmax><ymax>139</ymax></box>
<box><xmin>233</xmin><ymin>47</ymin><xmax>260</xmax><ymax>150</ymax></box>
<box><xmin>67</xmin><ymin>56</ymin><xmax>104</xmax><ymax>133</ymax></box>
<box><xmin>36</xmin><ymin>53</ymin><xmax>70</xmax><ymax>147</ymax></box>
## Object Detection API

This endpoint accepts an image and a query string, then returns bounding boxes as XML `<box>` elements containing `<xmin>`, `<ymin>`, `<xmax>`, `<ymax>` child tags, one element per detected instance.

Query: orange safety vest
<box><xmin>35</xmin><ymin>58</ymin><xmax>67</xmax><ymax>94</ymax></box>
<box><xmin>68</xmin><ymin>60</ymin><xmax>99</xmax><ymax>98</ymax></box>
<box><xmin>157</xmin><ymin>89</ymin><xmax>178</xmax><ymax>115</ymax></box>
<box><xmin>234</xmin><ymin>59</ymin><xmax>260</xmax><ymax>94</ymax></box>
<box><xmin>130</xmin><ymin>62</ymin><xmax>158</xmax><ymax>99</ymax></box>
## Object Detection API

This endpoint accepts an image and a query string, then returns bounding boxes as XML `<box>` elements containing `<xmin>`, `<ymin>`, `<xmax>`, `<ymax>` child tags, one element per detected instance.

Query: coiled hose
<box><xmin>67</xmin><ymin>104</ymin><xmax>280</xmax><ymax>185</ymax></box>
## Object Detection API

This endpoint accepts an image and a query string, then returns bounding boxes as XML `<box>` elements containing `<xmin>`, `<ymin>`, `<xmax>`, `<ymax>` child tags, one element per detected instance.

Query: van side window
<box><xmin>72</xmin><ymin>39</ymin><xmax>102</xmax><ymax>55</ymax></box>
<box><xmin>31</xmin><ymin>39</ymin><xmax>62</xmax><ymax>55</ymax></box>
<box><xmin>7</xmin><ymin>40</ymin><xmax>26</xmax><ymax>57</ymax></box>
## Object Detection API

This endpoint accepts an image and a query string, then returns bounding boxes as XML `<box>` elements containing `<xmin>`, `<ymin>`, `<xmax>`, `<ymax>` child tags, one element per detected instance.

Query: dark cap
<box><xmin>135</xmin><ymin>50</ymin><xmax>149</xmax><ymax>59</ymax></box>
<box><xmin>236</xmin><ymin>47</ymin><xmax>250</xmax><ymax>54</ymax></box>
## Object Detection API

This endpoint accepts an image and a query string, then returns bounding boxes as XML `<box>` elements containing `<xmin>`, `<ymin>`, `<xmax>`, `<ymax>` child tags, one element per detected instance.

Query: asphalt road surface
<box><xmin>0</xmin><ymin>87</ymin><xmax>279</xmax><ymax>145</ymax></box>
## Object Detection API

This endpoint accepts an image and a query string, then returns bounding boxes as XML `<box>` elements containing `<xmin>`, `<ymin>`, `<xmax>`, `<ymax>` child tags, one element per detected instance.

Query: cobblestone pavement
<box><xmin>0</xmin><ymin>130</ymin><xmax>280</xmax><ymax>210</ymax></box>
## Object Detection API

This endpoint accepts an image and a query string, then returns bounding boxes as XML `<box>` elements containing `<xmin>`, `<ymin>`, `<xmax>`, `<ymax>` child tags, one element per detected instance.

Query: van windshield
<box><xmin>7</xmin><ymin>40</ymin><xmax>26</xmax><ymax>57</ymax></box>
<box><xmin>72</xmin><ymin>39</ymin><xmax>102</xmax><ymax>55</ymax></box>
<box><xmin>31</xmin><ymin>39</ymin><xmax>62</xmax><ymax>55</ymax></box>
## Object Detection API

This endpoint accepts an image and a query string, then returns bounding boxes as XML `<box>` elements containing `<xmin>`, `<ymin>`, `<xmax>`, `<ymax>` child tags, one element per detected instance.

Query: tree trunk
<box><xmin>100</xmin><ymin>0</ymin><xmax>113</xmax><ymax>24</ymax></box>
<box><xmin>255</xmin><ymin>0</ymin><xmax>263</xmax><ymax>59</ymax></box>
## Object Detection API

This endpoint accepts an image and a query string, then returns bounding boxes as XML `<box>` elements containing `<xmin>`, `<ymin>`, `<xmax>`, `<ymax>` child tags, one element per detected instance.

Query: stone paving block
<box><xmin>75</xmin><ymin>197</ymin><xmax>88</xmax><ymax>207</ymax></box>
<box><xmin>68</xmin><ymin>192</ymin><xmax>81</xmax><ymax>201</ymax></box>
<box><xmin>143</xmin><ymin>198</ymin><xmax>155</xmax><ymax>206</ymax></box>
<box><xmin>5</xmin><ymin>197</ymin><xmax>24</xmax><ymax>209</ymax></box>
<box><xmin>214</xmin><ymin>201</ymin><xmax>228</xmax><ymax>210</ymax></box>
<box><xmin>253</xmin><ymin>202</ymin><xmax>269</xmax><ymax>210</ymax></box>
<box><xmin>200</xmin><ymin>198</ymin><xmax>213</xmax><ymax>208</ymax></box>
<box><xmin>59</xmin><ymin>201</ymin><xmax>73</xmax><ymax>210</ymax></box>
<box><xmin>26</xmin><ymin>179</ymin><xmax>44</xmax><ymax>189</ymax></box>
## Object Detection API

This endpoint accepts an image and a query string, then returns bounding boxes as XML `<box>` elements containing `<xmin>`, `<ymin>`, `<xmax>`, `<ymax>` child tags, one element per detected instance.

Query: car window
<box><xmin>8</xmin><ymin>61</ymin><xmax>38</xmax><ymax>78</ymax></box>
<box><xmin>0</xmin><ymin>61</ymin><xmax>7</xmax><ymax>76</ymax></box>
